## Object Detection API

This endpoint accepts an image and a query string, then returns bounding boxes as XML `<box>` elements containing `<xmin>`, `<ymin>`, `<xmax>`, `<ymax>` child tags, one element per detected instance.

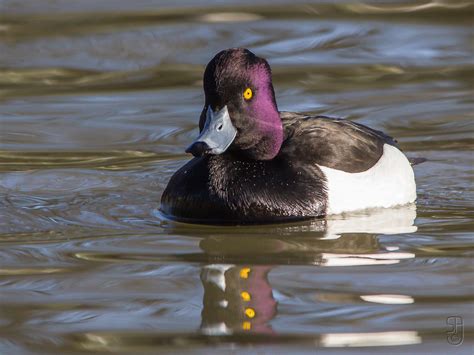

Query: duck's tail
<box><xmin>409</xmin><ymin>157</ymin><xmax>427</xmax><ymax>166</ymax></box>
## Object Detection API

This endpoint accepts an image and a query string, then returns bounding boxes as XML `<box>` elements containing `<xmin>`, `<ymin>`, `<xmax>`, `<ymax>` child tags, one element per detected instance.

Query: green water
<box><xmin>1</xmin><ymin>1</ymin><xmax>473</xmax><ymax>354</ymax></box>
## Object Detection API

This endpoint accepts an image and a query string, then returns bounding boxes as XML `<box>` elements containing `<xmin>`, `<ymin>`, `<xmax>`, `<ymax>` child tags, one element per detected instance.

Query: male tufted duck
<box><xmin>160</xmin><ymin>48</ymin><xmax>417</xmax><ymax>224</ymax></box>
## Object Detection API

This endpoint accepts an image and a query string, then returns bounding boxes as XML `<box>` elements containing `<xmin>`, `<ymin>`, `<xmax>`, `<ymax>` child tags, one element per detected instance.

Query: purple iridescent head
<box><xmin>186</xmin><ymin>48</ymin><xmax>283</xmax><ymax>160</ymax></box>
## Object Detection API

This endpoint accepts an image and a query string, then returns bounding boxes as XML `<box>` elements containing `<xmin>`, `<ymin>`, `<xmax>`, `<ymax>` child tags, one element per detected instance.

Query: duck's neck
<box><xmin>244</xmin><ymin>110</ymin><xmax>283</xmax><ymax>160</ymax></box>
<box><xmin>245</xmin><ymin>74</ymin><xmax>283</xmax><ymax>160</ymax></box>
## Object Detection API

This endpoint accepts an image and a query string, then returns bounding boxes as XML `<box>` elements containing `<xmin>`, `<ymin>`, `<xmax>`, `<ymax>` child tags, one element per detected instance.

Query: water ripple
<box><xmin>0</xmin><ymin>1</ymin><xmax>473</xmax><ymax>352</ymax></box>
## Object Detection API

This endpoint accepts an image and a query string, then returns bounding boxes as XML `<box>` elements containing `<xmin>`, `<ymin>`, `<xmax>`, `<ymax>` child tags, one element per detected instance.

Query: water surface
<box><xmin>1</xmin><ymin>1</ymin><xmax>473</xmax><ymax>354</ymax></box>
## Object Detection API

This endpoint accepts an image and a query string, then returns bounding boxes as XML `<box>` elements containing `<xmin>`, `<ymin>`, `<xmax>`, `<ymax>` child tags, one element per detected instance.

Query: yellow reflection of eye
<box><xmin>240</xmin><ymin>267</ymin><xmax>251</xmax><ymax>279</ymax></box>
<box><xmin>241</xmin><ymin>291</ymin><xmax>251</xmax><ymax>301</ymax></box>
<box><xmin>242</xmin><ymin>321</ymin><xmax>252</xmax><ymax>330</ymax></box>
<box><xmin>245</xmin><ymin>308</ymin><xmax>256</xmax><ymax>318</ymax></box>
<box><xmin>243</xmin><ymin>88</ymin><xmax>253</xmax><ymax>100</ymax></box>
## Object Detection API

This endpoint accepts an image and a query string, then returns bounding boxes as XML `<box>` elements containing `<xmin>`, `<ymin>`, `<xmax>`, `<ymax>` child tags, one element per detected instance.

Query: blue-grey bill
<box><xmin>186</xmin><ymin>106</ymin><xmax>237</xmax><ymax>155</ymax></box>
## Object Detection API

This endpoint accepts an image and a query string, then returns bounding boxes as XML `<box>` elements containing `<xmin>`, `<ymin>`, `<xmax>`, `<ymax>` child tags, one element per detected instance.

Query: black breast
<box><xmin>160</xmin><ymin>152</ymin><xmax>327</xmax><ymax>224</ymax></box>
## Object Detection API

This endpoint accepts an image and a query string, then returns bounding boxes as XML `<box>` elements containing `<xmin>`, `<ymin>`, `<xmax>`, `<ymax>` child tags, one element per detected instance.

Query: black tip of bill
<box><xmin>185</xmin><ymin>141</ymin><xmax>211</xmax><ymax>157</ymax></box>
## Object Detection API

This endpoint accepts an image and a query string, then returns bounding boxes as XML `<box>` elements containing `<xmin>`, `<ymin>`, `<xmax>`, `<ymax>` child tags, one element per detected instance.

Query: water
<box><xmin>1</xmin><ymin>1</ymin><xmax>473</xmax><ymax>353</ymax></box>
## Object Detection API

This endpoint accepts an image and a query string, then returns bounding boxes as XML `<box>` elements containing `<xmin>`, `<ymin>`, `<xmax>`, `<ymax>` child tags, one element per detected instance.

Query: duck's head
<box><xmin>186</xmin><ymin>48</ymin><xmax>283</xmax><ymax>160</ymax></box>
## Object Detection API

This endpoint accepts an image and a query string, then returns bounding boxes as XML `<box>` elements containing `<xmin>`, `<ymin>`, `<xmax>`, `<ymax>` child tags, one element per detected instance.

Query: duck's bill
<box><xmin>185</xmin><ymin>106</ymin><xmax>237</xmax><ymax>157</ymax></box>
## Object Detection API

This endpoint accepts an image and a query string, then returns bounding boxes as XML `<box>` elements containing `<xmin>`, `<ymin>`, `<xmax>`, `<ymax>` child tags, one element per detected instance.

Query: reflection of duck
<box><xmin>196</xmin><ymin>205</ymin><xmax>417</xmax><ymax>334</ymax></box>
<box><xmin>201</xmin><ymin>265</ymin><xmax>276</xmax><ymax>335</ymax></box>
<box><xmin>161</xmin><ymin>48</ymin><xmax>418</xmax><ymax>224</ymax></box>
<box><xmin>197</xmin><ymin>205</ymin><xmax>417</xmax><ymax>260</ymax></box>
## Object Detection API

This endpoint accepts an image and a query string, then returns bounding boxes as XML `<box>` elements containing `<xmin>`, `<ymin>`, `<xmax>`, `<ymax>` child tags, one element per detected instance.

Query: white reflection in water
<box><xmin>321</xmin><ymin>203</ymin><xmax>417</xmax><ymax>240</ymax></box>
<box><xmin>321</xmin><ymin>331</ymin><xmax>421</xmax><ymax>347</ymax></box>
<box><xmin>201</xmin><ymin>264</ymin><xmax>234</xmax><ymax>292</ymax></box>
<box><xmin>201</xmin><ymin>322</ymin><xmax>232</xmax><ymax>336</ymax></box>
<box><xmin>198</xmin><ymin>12</ymin><xmax>263</xmax><ymax>23</ymax></box>
<box><xmin>360</xmin><ymin>294</ymin><xmax>415</xmax><ymax>304</ymax></box>
<box><xmin>321</xmin><ymin>252</ymin><xmax>415</xmax><ymax>267</ymax></box>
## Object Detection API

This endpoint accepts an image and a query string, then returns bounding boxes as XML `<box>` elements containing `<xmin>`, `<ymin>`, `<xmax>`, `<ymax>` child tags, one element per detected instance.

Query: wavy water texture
<box><xmin>0</xmin><ymin>1</ymin><xmax>473</xmax><ymax>354</ymax></box>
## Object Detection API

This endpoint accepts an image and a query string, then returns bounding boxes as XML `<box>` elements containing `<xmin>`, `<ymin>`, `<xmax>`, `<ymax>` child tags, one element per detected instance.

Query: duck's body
<box><xmin>160</xmin><ymin>48</ymin><xmax>417</xmax><ymax>224</ymax></box>
<box><xmin>161</xmin><ymin>111</ymin><xmax>416</xmax><ymax>223</ymax></box>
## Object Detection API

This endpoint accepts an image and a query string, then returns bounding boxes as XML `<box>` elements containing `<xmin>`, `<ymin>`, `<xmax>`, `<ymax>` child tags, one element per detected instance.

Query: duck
<box><xmin>160</xmin><ymin>48</ymin><xmax>417</xmax><ymax>224</ymax></box>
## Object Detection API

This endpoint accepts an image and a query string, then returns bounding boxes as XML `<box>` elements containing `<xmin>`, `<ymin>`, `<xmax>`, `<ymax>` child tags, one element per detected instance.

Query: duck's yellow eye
<box><xmin>243</xmin><ymin>88</ymin><xmax>253</xmax><ymax>100</ymax></box>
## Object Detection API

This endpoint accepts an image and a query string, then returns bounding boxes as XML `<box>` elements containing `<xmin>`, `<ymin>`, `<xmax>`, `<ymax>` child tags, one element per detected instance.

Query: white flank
<box><xmin>319</xmin><ymin>144</ymin><xmax>416</xmax><ymax>215</ymax></box>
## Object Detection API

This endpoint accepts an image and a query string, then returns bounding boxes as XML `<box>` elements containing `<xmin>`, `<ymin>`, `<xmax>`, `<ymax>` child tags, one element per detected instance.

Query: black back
<box><xmin>280</xmin><ymin>112</ymin><xmax>397</xmax><ymax>173</ymax></box>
